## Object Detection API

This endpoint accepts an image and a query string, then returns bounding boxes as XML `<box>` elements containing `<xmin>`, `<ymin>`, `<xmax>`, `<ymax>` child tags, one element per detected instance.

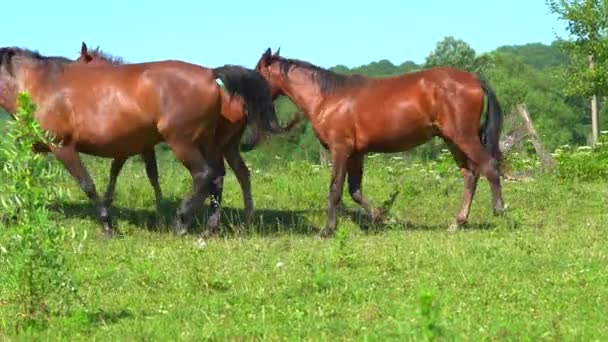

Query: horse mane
<box><xmin>87</xmin><ymin>47</ymin><xmax>125</xmax><ymax>65</ymax></box>
<box><xmin>0</xmin><ymin>47</ymin><xmax>72</xmax><ymax>63</ymax></box>
<box><xmin>0</xmin><ymin>47</ymin><xmax>73</xmax><ymax>75</ymax></box>
<box><xmin>276</xmin><ymin>57</ymin><xmax>367</xmax><ymax>94</ymax></box>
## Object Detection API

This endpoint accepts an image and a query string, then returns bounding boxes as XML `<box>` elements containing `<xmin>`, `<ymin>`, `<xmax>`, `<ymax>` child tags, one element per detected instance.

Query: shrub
<box><xmin>553</xmin><ymin>131</ymin><xmax>608</xmax><ymax>181</ymax></box>
<box><xmin>0</xmin><ymin>93</ymin><xmax>80</xmax><ymax>332</ymax></box>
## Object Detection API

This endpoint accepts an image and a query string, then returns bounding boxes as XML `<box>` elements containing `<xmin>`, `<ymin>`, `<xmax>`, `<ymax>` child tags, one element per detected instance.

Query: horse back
<box><xmin>32</xmin><ymin>60</ymin><xmax>222</xmax><ymax>157</ymax></box>
<box><xmin>317</xmin><ymin>67</ymin><xmax>485</xmax><ymax>153</ymax></box>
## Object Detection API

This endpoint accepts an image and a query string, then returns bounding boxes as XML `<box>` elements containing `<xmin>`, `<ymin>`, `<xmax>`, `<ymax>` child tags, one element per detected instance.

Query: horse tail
<box><xmin>212</xmin><ymin>65</ymin><xmax>295</xmax><ymax>150</ymax></box>
<box><xmin>479</xmin><ymin>79</ymin><xmax>503</xmax><ymax>169</ymax></box>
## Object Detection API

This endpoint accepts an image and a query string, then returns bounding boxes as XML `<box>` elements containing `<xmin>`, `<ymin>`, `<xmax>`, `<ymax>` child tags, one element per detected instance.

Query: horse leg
<box><xmin>103</xmin><ymin>158</ymin><xmax>127</xmax><ymax>207</ymax></box>
<box><xmin>446</xmin><ymin>142</ymin><xmax>480</xmax><ymax>231</ymax></box>
<box><xmin>142</xmin><ymin>149</ymin><xmax>163</xmax><ymax>212</ymax></box>
<box><xmin>167</xmin><ymin>141</ymin><xmax>222</xmax><ymax>236</ymax></box>
<box><xmin>447</xmin><ymin>136</ymin><xmax>504</xmax><ymax>217</ymax></box>
<box><xmin>206</xmin><ymin>160</ymin><xmax>225</xmax><ymax>230</ymax></box>
<box><xmin>224</xmin><ymin>143</ymin><xmax>254</xmax><ymax>226</ymax></box>
<box><xmin>346</xmin><ymin>153</ymin><xmax>383</xmax><ymax>223</ymax></box>
<box><xmin>319</xmin><ymin>149</ymin><xmax>349</xmax><ymax>238</ymax></box>
<box><xmin>53</xmin><ymin>145</ymin><xmax>113</xmax><ymax>237</ymax></box>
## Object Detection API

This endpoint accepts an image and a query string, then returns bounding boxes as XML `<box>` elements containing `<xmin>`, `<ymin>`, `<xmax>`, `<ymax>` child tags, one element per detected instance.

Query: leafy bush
<box><xmin>553</xmin><ymin>131</ymin><xmax>608</xmax><ymax>181</ymax></box>
<box><xmin>0</xmin><ymin>93</ymin><xmax>80</xmax><ymax>332</ymax></box>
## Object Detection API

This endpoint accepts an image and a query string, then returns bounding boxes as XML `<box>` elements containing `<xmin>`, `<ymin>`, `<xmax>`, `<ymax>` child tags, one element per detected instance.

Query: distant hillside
<box><xmin>331</xmin><ymin>59</ymin><xmax>420</xmax><ymax>77</ymax></box>
<box><xmin>330</xmin><ymin>42</ymin><xmax>569</xmax><ymax>76</ymax></box>
<box><xmin>494</xmin><ymin>42</ymin><xmax>569</xmax><ymax>70</ymax></box>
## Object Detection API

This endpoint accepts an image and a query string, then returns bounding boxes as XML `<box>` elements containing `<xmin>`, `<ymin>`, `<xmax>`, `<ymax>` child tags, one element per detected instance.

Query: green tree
<box><xmin>547</xmin><ymin>0</ymin><xmax>608</xmax><ymax>144</ymax></box>
<box><xmin>424</xmin><ymin>36</ymin><xmax>489</xmax><ymax>76</ymax></box>
<box><xmin>487</xmin><ymin>51</ymin><xmax>587</xmax><ymax>149</ymax></box>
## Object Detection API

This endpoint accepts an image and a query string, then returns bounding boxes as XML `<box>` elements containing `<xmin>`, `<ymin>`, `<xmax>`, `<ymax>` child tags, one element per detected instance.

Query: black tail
<box><xmin>239</xmin><ymin>110</ymin><xmax>304</xmax><ymax>152</ymax></box>
<box><xmin>212</xmin><ymin>65</ymin><xmax>289</xmax><ymax>150</ymax></box>
<box><xmin>479</xmin><ymin>79</ymin><xmax>503</xmax><ymax>167</ymax></box>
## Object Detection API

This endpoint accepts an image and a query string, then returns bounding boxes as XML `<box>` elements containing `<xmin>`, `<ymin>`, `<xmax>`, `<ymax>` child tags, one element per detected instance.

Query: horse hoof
<box><xmin>102</xmin><ymin>229</ymin><xmax>114</xmax><ymax>239</ymax></box>
<box><xmin>447</xmin><ymin>222</ymin><xmax>460</xmax><ymax>233</ymax></box>
<box><xmin>371</xmin><ymin>208</ymin><xmax>385</xmax><ymax>224</ymax></box>
<box><xmin>318</xmin><ymin>227</ymin><xmax>334</xmax><ymax>238</ymax></box>
<box><xmin>493</xmin><ymin>207</ymin><xmax>506</xmax><ymax>216</ymax></box>
<box><xmin>174</xmin><ymin>225</ymin><xmax>188</xmax><ymax>237</ymax></box>
<box><xmin>206</xmin><ymin>215</ymin><xmax>221</xmax><ymax>230</ymax></box>
<box><xmin>493</xmin><ymin>201</ymin><xmax>506</xmax><ymax>216</ymax></box>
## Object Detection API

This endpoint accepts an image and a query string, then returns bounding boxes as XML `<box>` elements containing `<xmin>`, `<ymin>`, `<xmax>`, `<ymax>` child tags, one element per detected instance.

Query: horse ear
<box><xmin>261</xmin><ymin>48</ymin><xmax>272</xmax><ymax>65</ymax></box>
<box><xmin>80</xmin><ymin>42</ymin><xmax>88</xmax><ymax>56</ymax></box>
<box><xmin>273</xmin><ymin>47</ymin><xmax>280</xmax><ymax>57</ymax></box>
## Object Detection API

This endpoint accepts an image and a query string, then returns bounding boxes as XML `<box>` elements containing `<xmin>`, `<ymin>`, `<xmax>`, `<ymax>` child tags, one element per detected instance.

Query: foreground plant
<box><xmin>0</xmin><ymin>93</ymin><xmax>80</xmax><ymax>332</ymax></box>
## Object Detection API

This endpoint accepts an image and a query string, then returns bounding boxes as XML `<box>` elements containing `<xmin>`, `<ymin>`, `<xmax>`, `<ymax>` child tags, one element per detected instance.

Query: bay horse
<box><xmin>254</xmin><ymin>48</ymin><xmax>505</xmax><ymax>237</ymax></box>
<box><xmin>74</xmin><ymin>44</ymin><xmax>165</xmax><ymax>215</ymax></box>
<box><xmin>75</xmin><ymin>42</ymin><xmax>301</xmax><ymax>231</ymax></box>
<box><xmin>0</xmin><ymin>46</ymin><xmax>286</xmax><ymax>238</ymax></box>
<box><xmin>0</xmin><ymin>49</ymin><xmax>167</xmax><ymax>217</ymax></box>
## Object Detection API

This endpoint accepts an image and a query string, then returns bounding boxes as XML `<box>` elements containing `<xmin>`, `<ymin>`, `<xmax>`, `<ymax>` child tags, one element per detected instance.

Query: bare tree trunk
<box><xmin>515</xmin><ymin>104</ymin><xmax>556</xmax><ymax>169</ymax></box>
<box><xmin>589</xmin><ymin>55</ymin><xmax>599</xmax><ymax>144</ymax></box>
<box><xmin>499</xmin><ymin>103</ymin><xmax>556</xmax><ymax>180</ymax></box>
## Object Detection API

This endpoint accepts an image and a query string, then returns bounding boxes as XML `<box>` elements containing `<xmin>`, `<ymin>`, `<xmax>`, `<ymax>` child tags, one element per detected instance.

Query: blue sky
<box><xmin>3</xmin><ymin>0</ymin><xmax>567</xmax><ymax>69</ymax></box>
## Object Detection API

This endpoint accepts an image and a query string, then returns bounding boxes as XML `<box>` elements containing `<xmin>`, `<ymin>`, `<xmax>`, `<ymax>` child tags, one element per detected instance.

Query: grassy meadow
<box><xmin>1</xmin><ymin>146</ymin><xmax>608</xmax><ymax>340</ymax></box>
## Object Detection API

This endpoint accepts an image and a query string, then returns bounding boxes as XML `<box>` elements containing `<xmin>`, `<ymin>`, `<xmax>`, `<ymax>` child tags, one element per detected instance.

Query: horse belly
<box><xmin>76</xmin><ymin>124</ymin><xmax>161</xmax><ymax>159</ymax></box>
<box><xmin>357</xmin><ymin>111</ymin><xmax>438</xmax><ymax>153</ymax></box>
<box><xmin>365</xmin><ymin>128</ymin><xmax>437</xmax><ymax>153</ymax></box>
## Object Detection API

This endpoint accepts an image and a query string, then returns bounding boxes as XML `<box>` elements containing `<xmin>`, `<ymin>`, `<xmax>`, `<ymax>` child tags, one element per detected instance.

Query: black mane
<box><xmin>276</xmin><ymin>57</ymin><xmax>367</xmax><ymax>94</ymax></box>
<box><xmin>0</xmin><ymin>47</ymin><xmax>73</xmax><ymax>75</ymax></box>
<box><xmin>88</xmin><ymin>47</ymin><xmax>125</xmax><ymax>65</ymax></box>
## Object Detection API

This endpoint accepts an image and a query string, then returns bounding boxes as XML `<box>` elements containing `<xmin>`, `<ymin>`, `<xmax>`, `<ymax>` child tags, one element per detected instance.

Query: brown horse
<box><xmin>74</xmin><ymin>43</ymin><xmax>164</xmax><ymax>214</ymax></box>
<box><xmin>0</xmin><ymin>48</ymin><xmax>167</xmax><ymax>228</ymax></box>
<box><xmin>0</xmin><ymin>46</ymin><xmax>286</xmax><ymax>237</ymax></box>
<box><xmin>254</xmin><ymin>48</ymin><xmax>505</xmax><ymax>237</ymax></box>
<box><xmin>75</xmin><ymin>42</ymin><xmax>300</xmax><ymax>230</ymax></box>
<box><xmin>0</xmin><ymin>47</ymin><xmax>167</xmax><ymax>216</ymax></box>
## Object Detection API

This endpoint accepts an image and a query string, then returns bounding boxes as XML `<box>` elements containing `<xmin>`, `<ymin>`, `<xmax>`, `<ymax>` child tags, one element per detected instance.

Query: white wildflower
<box><xmin>195</xmin><ymin>238</ymin><xmax>207</xmax><ymax>250</ymax></box>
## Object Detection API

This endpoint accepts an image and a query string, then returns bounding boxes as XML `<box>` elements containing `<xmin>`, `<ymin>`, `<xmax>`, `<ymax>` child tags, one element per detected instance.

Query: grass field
<box><xmin>1</xmin><ymin>148</ymin><xmax>608</xmax><ymax>340</ymax></box>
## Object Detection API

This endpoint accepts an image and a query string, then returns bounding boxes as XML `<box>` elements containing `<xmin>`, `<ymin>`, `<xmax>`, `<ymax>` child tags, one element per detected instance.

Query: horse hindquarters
<box><xmin>439</xmin><ymin>82</ymin><xmax>504</xmax><ymax>229</ymax></box>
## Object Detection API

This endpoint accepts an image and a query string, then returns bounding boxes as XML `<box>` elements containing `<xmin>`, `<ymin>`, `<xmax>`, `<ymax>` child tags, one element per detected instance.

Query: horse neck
<box><xmin>0</xmin><ymin>79</ymin><xmax>18</xmax><ymax>115</ymax></box>
<box><xmin>280</xmin><ymin>68</ymin><xmax>324</xmax><ymax>120</ymax></box>
<box><xmin>12</xmin><ymin>59</ymin><xmax>58</xmax><ymax>95</ymax></box>
<box><xmin>0</xmin><ymin>62</ymin><xmax>31</xmax><ymax>114</ymax></box>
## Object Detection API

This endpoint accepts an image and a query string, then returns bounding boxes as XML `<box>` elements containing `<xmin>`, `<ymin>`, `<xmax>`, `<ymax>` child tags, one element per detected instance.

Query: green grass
<box><xmin>1</xmin><ymin>149</ymin><xmax>608</xmax><ymax>340</ymax></box>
